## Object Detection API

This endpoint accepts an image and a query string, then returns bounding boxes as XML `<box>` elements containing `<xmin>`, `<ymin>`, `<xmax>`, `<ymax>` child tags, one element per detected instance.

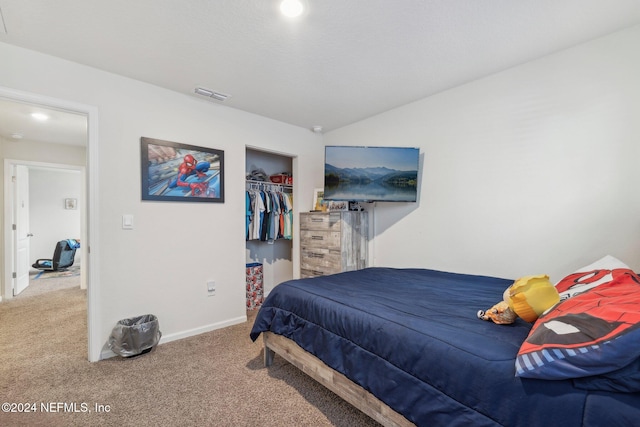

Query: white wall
<box><xmin>325</xmin><ymin>25</ymin><xmax>640</xmax><ymax>282</ymax></box>
<box><xmin>29</xmin><ymin>167</ymin><xmax>82</xmax><ymax>264</ymax></box>
<box><xmin>1</xmin><ymin>138</ymin><xmax>87</xmax><ymax>280</ymax></box>
<box><xmin>1</xmin><ymin>138</ymin><xmax>86</xmax><ymax>166</ymax></box>
<box><xmin>0</xmin><ymin>41</ymin><xmax>323</xmax><ymax>359</ymax></box>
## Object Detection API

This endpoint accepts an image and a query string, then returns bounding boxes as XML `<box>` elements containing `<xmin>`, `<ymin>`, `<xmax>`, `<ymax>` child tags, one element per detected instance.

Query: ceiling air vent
<box><xmin>194</xmin><ymin>87</ymin><xmax>231</xmax><ymax>102</ymax></box>
<box><xmin>0</xmin><ymin>5</ymin><xmax>7</xmax><ymax>34</ymax></box>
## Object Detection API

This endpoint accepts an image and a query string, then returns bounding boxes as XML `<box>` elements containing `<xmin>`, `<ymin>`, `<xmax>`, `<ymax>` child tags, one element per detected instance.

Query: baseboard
<box><xmin>100</xmin><ymin>314</ymin><xmax>248</xmax><ymax>360</ymax></box>
<box><xmin>160</xmin><ymin>315</ymin><xmax>247</xmax><ymax>344</ymax></box>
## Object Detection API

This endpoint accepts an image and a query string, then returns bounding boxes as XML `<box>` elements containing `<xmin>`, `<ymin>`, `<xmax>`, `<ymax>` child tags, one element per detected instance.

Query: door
<box><xmin>13</xmin><ymin>165</ymin><xmax>31</xmax><ymax>296</ymax></box>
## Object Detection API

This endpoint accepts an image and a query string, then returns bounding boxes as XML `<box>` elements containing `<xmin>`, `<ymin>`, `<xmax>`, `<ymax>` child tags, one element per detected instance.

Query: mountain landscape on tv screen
<box><xmin>324</xmin><ymin>164</ymin><xmax>418</xmax><ymax>201</ymax></box>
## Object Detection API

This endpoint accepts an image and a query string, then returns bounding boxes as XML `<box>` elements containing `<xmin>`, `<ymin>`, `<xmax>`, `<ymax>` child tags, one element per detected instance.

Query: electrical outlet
<box><xmin>207</xmin><ymin>280</ymin><xmax>216</xmax><ymax>296</ymax></box>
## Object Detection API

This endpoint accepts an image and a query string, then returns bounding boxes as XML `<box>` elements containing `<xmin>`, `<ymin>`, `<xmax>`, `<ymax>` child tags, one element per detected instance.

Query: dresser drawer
<box><xmin>300</xmin><ymin>230</ymin><xmax>341</xmax><ymax>249</ymax></box>
<box><xmin>300</xmin><ymin>268</ymin><xmax>331</xmax><ymax>278</ymax></box>
<box><xmin>300</xmin><ymin>212</ymin><xmax>342</xmax><ymax>231</ymax></box>
<box><xmin>300</xmin><ymin>247</ymin><xmax>341</xmax><ymax>271</ymax></box>
<box><xmin>300</xmin><ymin>264</ymin><xmax>341</xmax><ymax>276</ymax></box>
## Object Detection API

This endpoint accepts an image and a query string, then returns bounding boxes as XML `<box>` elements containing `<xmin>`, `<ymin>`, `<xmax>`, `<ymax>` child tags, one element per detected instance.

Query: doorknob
<box><xmin>27</xmin><ymin>233</ymin><xmax>33</xmax><ymax>237</ymax></box>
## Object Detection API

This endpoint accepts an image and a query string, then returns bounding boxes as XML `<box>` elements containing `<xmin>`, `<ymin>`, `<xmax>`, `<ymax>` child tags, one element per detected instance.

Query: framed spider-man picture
<box><xmin>140</xmin><ymin>137</ymin><xmax>225</xmax><ymax>203</ymax></box>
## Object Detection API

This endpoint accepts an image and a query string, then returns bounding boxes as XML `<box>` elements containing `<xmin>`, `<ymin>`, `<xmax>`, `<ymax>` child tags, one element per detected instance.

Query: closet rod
<box><xmin>246</xmin><ymin>180</ymin><xmax>291</xmax><ymax>192</ymax></box>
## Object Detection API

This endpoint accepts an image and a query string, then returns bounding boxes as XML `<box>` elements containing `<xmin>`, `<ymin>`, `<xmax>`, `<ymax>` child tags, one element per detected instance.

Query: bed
<box><xmin>250</xmin><ymin>264</ymin><xmax>640</xmax><ymax>426</ymax></box>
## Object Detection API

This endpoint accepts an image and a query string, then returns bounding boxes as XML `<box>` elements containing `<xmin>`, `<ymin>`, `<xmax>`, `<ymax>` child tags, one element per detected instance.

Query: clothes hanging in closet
<box><xmin>246</xmin><ymin>188</ymin><xmax>292</xmax><ymax>242</ymax></box>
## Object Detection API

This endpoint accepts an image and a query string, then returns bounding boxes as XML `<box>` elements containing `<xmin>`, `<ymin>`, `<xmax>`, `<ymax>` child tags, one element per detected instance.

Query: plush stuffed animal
<box><xmin>477</xmin><ymin>300</ymin><xmax>517</xmax><ymax>324</ymax></box>
<box><xmin>477</xmin><ymin>274</ymin><xmax>560</xmax><ymax>325</ymax></box>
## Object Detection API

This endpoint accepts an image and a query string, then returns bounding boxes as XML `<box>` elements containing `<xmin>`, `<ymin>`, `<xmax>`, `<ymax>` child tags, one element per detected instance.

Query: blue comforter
<box><xmin>250</xmin><ymin>268</ymin><xmax>640</xmax><ymax>426</ymax></box>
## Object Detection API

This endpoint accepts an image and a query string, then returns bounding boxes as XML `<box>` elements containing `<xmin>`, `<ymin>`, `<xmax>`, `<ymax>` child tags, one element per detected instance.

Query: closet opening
<box><xmin>245</xmin><ymin>147</ymin><xmax>294</xmax><ymax>308</ymax></box>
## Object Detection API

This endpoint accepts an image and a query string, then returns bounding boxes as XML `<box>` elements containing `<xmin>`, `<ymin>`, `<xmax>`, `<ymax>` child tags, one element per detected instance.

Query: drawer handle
<box><xmin>311</xmin><ymin>235</ymin><xmax>324</xmax><ymax>240</ymax></box>
<box><xmin>311</xmin><ymin>218</ymin><xmax>324</xmax><ymax>222</ymax></box>
<box><xmin>310</xmin><ymin>253</ymin><xmax>324</xmax><ymax>258</ymax></box>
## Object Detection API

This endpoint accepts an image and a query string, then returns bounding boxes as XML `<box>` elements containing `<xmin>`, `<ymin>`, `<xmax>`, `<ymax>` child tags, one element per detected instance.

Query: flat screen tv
<box><xmin>324</xmin><ymin>146</ymin><xmax>420</xmax><ymax>202</ymax></box>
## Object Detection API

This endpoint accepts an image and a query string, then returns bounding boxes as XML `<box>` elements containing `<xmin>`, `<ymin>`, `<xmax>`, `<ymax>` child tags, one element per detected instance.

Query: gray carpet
<box><xmin>19</xmin><ymin>265</ymin><xmax>81</xmax><ymax>299</ymax></box>
<box><xmin>0</xmin><ymin>286</ymin><xmax>381</xmax><ymax>427</ymax></box>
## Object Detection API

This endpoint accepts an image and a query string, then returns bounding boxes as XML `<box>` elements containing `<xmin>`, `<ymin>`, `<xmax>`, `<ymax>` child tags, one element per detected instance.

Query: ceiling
<box><xmin>1</xmin><ymin>0</ymin><xmax>640</xmax><ymax>144</ymax></box>
<box><xmin>0</xmin><ymin>98</ymin><xmax>87</xmax><ymax>146</ymax></box>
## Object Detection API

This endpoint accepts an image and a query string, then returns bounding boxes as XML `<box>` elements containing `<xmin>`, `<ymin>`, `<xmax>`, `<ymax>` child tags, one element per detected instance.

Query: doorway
<box><xmin>0</xmin><ymin>86</ymin><xmax>100</xmax><ymax>361</ymax></box>
<box><xmin>8</xmin><ymin>162</ymin><xmax>84</xmax><ymax>298</ymax></box>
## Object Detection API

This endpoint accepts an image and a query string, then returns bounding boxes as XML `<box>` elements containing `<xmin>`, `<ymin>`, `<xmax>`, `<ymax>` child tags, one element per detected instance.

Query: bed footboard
<box><xmin>262</xmin><ymin>331</ymin><xmax>413</xmax><ymax>427</ymax></box>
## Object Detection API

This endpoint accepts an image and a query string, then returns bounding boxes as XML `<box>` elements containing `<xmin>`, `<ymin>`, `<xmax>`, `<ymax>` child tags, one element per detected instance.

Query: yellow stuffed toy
<box><xmin>477</xmin><ymin>274</ymin><xmax>560</xmax><ymax>325</ymax></box>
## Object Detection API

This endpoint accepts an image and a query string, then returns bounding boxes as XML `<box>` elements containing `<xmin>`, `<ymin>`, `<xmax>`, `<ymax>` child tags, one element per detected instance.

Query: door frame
<box><xmin>0</xmin><ymin>86</ymin><xmax>101</xmax><ymax>362</ymax></box>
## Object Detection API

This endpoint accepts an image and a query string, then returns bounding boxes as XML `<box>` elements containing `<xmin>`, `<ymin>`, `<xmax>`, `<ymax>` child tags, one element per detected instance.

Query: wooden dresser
<box><xmin>299</xmin><ymin>211</ymin><xmax>368</xmax><ymax>278</ymax></box>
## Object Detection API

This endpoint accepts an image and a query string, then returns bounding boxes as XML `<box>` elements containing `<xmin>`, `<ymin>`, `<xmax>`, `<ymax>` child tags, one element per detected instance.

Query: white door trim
<box><xmin>0</xmin><ymin>86</ymin><xmax>101</xmax><ymax>362</ymax></box>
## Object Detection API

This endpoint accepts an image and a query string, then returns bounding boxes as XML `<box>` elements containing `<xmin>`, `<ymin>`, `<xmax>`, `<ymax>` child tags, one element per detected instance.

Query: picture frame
<box><xmin>141</xmin><ymin>137</ymin><xmax>225</xmax><ymax>203</ymax></box>
<box><xmin>328</xmin><ymin>200</ymin><xmax>348</xmax><ymax>211</ymax></box>
<box><xmin>64</xmin><ymin>198</ymin><xmax>77</xmax><ymax>210</ymax></box>
<box><xmin>312</xmin><ymin>188</ymin><xmax>327</xmax><ymax>211</ymax></box>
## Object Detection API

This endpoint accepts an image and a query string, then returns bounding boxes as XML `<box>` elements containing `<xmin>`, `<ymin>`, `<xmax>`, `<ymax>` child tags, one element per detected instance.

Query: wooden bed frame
<box><xmin>263</xmin><ymin>331</ymin><xmax>414</xmax><ymax>427</ymax></box>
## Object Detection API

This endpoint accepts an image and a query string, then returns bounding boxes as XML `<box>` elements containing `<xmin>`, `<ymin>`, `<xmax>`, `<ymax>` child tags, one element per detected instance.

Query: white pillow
<box><xmin>573</xmin><ymin>254</ymin><xmax>630</xmax><ymax>273</ymax></box>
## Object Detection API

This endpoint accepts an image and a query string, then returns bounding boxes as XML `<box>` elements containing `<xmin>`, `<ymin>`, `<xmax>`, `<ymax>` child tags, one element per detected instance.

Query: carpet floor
<box><xmin>0</xmin><ymin>286</ymin><xmax>381</xmax><ymax>427</ymax></box>
<box><xmin>19</xmin><ymin>266</ymin><xmax>81</xmax><ymax>299</ymax></box>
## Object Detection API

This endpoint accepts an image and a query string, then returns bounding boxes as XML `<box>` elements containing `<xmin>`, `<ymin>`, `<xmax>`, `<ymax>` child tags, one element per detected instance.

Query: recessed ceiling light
<box><xmin>31</xmin><ymin>112</ymin><xmax>49</xmax><ymax>121</ymax></box>
<box><xmin>280</xmin><ymin>0</ymin><xmax>304</xmax><ymax>18</ymax></box>
<box><xmin>11</xmin><ymin>133</ymin><xmax>23</xmax><ymax>139</ymax></box>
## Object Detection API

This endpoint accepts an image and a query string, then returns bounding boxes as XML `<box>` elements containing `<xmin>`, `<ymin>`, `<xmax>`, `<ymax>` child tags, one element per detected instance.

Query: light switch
<box><xmin>122</xmin><ymin>214</ymin><xmax>134</xmax><ymax>230</ymax></box>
